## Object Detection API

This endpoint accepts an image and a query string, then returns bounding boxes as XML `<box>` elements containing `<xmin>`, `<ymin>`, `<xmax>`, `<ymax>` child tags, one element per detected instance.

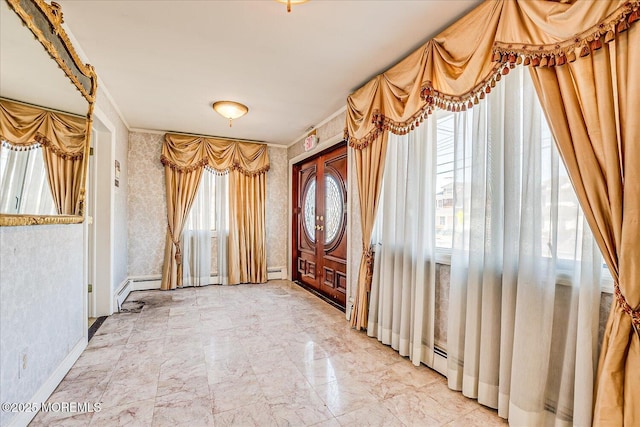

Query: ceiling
<box><xmin>57</xmin><ymin>0</ymin><xmax>482</xmax><ymax>145</ymax></box>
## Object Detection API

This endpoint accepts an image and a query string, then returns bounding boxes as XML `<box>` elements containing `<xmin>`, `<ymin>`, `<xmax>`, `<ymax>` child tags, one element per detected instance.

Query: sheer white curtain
<box><xmin>0</xmin><ymin>143</ymin><xmax>56</xmax><ymax>215</ymax></box>
<box><xmin>182</xmin><ymin>169</ymin><xmax>229</xmax><ymax>286</ymax></box>
<box><xmin>447</xmin><ymin>67</ymin><xmax>601</xmax><ymax>425</ymax></box>
<box><xmin>368</xmin><ymin>122</ymin><xmax>438</xmax><ymax>367</ymax></box>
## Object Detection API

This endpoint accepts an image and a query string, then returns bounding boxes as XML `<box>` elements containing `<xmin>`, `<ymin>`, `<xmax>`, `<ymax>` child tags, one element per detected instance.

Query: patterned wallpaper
<box><xmin>266</xmin><ymin>147</ymin><xmax>288</xmax><ymax>269</ymax></box>
<box><xmin>349</xmin><ymin>151</ymin><xmax>362</xmax><ymax>305</ymax></box>
<box><xmin>288</xmin><ymin>112</ymin><xmax>346</xmax><ymax>161</ymax></box>
<box><xmin>128</xmin><ymin>133</ymin><xmax>289</xmax><ymax>277</ymax></box>
<box><xmin>434</xmin><ymin>265</ymin><xmax>450</xmax><ymax>350</ymax></box>
<box><xmin>0</xmin><ymin>224</ymin><xmax>84</xmax><ymax>427</ymax></box>
<box><xmin>128</xmin><ymin>132</ymin><xmax>166</xmax><ymax>277</ymax></box>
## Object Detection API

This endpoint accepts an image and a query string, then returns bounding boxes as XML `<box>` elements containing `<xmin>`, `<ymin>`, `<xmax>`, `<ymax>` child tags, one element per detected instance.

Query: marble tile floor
<box><xmin>30</xmin><ymin>280</ymin><xmax>507</xmax><ymax>427</ymax></box>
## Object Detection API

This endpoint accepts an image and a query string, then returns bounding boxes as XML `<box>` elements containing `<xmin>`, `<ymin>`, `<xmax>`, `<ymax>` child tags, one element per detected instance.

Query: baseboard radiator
<box><xmin>114</xmin><ymin>279</ymin><xmax>133</xmax><ymax>312</ymax></box>
<box><xmin>433</xmin><ymin>345</ymin><xmax>448</xmax><ymax>376</ymax></box>
<box><xmin>267</xmin><ymin>266</ymin><xmax>287</xmax><ymax>280</ymax></box>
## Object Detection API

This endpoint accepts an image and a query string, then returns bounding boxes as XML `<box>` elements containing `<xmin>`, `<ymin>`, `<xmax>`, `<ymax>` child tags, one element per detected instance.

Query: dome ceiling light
<box><xmin>275</xmin><ymin>0</ymin><xmax>309</xmax><ymax>13</ymax></box>
<box><xmin>212</xmin><ymin>101</ymin><xmax>248</xmax><ymax>127</ymax></box>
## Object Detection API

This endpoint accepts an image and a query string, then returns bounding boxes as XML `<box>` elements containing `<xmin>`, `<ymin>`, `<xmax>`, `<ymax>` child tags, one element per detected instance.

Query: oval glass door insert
<box><xmin>324</xmin><ymin>174</ymin><xmax>344</xmax><ymax>243</ymax></box>
<box><xmin>303</xmin><ymin>178</ymin><xmax>316</xmax><ymax>242</ymax></box>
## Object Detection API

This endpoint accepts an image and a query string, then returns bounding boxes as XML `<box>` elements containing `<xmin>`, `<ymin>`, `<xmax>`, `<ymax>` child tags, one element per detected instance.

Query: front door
<box><xmin>293</xmin><ymin>143</ymin><xmax>347</xmax><ymax>308</ymax></box>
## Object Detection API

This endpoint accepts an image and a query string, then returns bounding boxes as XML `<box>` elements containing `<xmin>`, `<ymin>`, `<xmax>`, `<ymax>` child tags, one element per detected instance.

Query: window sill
<box><xmin>435</xmin><ymin>248</ymin><xmax>451</xmax><ymax>265</ymax></box>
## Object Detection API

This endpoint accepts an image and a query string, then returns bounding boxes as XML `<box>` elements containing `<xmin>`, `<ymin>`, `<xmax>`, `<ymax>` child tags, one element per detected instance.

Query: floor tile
<box><xmin>213</xmin><ymin>402</ymin><xmax>278</xmax><ymax>427</ymax></box>
<box><xmin>151</xmin><ymin>395</ymin><xmax>214</xmax><ymax>427</ymax></box>
<box><xmin>336</xmin><ymin>401</ymin><xmax>405</xmax><ymax>426</ymax></box>
<box><xmin>30</xmin><ymin>280</ymin><xmax>506</xmax><ymax>427</ymax></box>
<box><xmin>89</xmin><ymin>398</ymin><xmax>155</xmax><ymax>426</ymax></box>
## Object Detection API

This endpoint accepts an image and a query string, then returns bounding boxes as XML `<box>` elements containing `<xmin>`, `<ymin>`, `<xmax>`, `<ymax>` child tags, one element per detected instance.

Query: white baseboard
<box><xmin>132</xmin><ymin>279</ymin><xmax>161</xmax><ymax>291</ymax></box>
<box><xmin>8</xmin><ymin>338</ymin><xmax>87</xmax><ymax>427</ymax></box>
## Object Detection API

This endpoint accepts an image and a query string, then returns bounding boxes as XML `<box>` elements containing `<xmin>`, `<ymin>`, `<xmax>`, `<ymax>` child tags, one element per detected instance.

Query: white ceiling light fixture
<box><xmin>275</xmin><ymin>0</ymin><xmax>309</xmax><ymax>13</ymax></box>
<box><xmin>212</xmin><ymin>101</ymin><xmax>248</xmax><ymax>127</ymax></box>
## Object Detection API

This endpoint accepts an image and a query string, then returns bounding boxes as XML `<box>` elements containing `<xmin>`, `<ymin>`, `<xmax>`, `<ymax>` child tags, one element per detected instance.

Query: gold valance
<box><xmin>0</xmin><ymin>98</ymin><xmax>86</xmax><ymax>159</ymax></box>
<box><xmin>345</xmin><ymin>0</ymin><xmax>638</xmax><ymax>148</ymax></box>
<box><xmin>161</xmin><ymin>133</ymin><xmax>270</xmax><ymax>175</ymax></box>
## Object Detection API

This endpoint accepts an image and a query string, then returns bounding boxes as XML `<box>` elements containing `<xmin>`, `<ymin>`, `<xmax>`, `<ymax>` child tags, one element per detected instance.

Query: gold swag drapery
<box><xmin>345</xmin><ymin>0</ymin><xmax>639</xmax><ymax>424</ymax></box>
<box><xmin>0</xmin><ymin>99</ymin><xmax>87</xmax><ymax>214</ymax></box>
<box><xmin>160</xmin><ymin>133</ymin><xmax>270</xmax><ymax>290</ymax></box>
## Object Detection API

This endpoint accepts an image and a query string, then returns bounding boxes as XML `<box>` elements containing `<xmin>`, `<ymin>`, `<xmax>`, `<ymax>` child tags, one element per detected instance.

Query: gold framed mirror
<box><xmin>0</xmin><ymin>0</ymin><xmax>97</xmax><ymax>226</ymax></box>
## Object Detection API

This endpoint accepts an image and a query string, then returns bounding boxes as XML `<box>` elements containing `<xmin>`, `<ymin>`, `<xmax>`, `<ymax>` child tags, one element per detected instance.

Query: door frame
<box><xmin>83</xmin><ymin>106</ymin><xmax>115</xmax><ymax>325</ymax></box>
<box><xmin>288</xmin><ymin>133</ymin><xmax>354</xmax><ymax>318</ymax></box>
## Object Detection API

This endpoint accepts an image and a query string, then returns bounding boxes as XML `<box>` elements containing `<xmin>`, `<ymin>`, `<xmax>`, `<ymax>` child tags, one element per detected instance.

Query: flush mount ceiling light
<box><xmin>275</xmin><ymin>0</ymin><xmax>309</xmax><ymax>13</ymax></box>
<box><xmin>212</xmin><ymin>101</ymin><xmax>248</xmax><ymax>127</ymax></box>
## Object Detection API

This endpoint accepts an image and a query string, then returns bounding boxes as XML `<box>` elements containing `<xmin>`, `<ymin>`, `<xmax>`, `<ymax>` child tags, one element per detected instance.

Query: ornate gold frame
<box><xmin>1</xmin><ymin>0</ymin><xmax>98</xmax><ymax>226</ymax></box>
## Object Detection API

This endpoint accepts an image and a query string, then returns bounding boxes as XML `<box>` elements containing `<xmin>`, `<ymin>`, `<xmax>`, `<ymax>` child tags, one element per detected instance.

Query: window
<box><xmin>539</xmin><ymin>123</ymin><xmax>581</xmax><ymax>262</ymax></box>
<box><xmin>184</xmin><ymin>169</ymin><xmax>222</xmax><ymax>234</ymax></box>
<box><xmin>208</xmin><ymin>173</ymin><xmax>217</xmax><ymax>233</ymax></box>
<box><xmin>435</xmin><ymin>111</ymin><xmax>455</xmax><ymax>250</ymax></box>
<box><xmin>0</xmin><ymin>141</ymin><xmax>56</xmax><ymax>215</ymax></box>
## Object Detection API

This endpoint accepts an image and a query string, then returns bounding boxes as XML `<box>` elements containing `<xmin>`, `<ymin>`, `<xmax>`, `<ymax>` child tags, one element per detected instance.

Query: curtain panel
<box><xmin>228</xmin><ymin>170</ymin><xmax>267</xmax><ymax>285</ymax></box>
<box><xmin>0</xmin><ymin>99</ymin><xmax>87</xmax><ymax>214</ymax></box>
<box><xmin>160</xmin><ymin>133</ymin><xmax>270</xmax><ymax>290</ymax></box>
<box><xmin>345</xmin><ymin>0</ymin><xmax>639</xmax><ymax>423</ymax></box>
<box><xmin>529</xmin><ymin>23</ymin><xmax>640</xmax><ymax>426</ymax></box>
<box><xmin>350</xmin><ymin>132</ymin><xmax>388</xmax><ymax>329</ymax></box>
<box><xmin>447</xmin><ymin>68</ymin><xmax>602</xmax><ymax>425</ymax></box>
<box><xmin>367</xmin><ymin>124</ymin><xmax>437</xmax><ymax>368</ymax></box>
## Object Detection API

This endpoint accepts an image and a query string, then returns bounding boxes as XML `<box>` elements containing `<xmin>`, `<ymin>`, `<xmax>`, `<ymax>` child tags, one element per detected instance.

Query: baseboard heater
<box><xmin>433</xmin><ymin>345</ymin><xmax>448</xmax><ymax>376</ymax></box>
<box><xmin>434</xmin><ymin>346</ymin><xmax>447</xmax><ymax>358</ymax></box>
<box><xmin>115</xmin><ymin>279</ymin><xmax>133</xmax><ymax>312</ymax></box>
<box><xmin>126</xmin><ymin>267</ymin><xmax>286</xmax><ymax>295</ymax></box>
<box><xmin>267</xmin><ymin>266</ymin><xmax>287</xmax><ymax>280</ymax></box>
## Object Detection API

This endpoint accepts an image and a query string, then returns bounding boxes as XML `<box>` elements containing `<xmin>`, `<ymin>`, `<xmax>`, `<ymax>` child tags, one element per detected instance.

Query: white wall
<box><xmin>0</xmin><ymin>225</ymin><xmax>84</xmax><ymax>427</ymax></box>
<box><xmin>96</xmin><ymin>88</ymin><xmax>129</xmax><ymax>290</ymax></box>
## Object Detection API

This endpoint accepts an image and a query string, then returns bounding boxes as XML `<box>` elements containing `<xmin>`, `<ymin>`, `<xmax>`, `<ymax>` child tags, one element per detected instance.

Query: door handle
<box><xmin>316</xmin><ymin>225</ymin><xmax>324</xmax><ymax>231</ymax></box>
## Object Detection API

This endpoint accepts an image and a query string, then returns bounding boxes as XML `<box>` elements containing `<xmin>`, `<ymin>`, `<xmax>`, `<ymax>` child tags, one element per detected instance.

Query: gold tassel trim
<box><xmin>35</xmin><ymin>134</ymin><xmax>84</xmax><ymax>160</ymax></box>
<box><xmin>1</xmin><ymin>133</ymin><xmax>84</xmax><ymax>160</ymax></box>
<box><xmin>160</xmin><ymin>155</ymin><xmax>270</xmax><ymax>176</ymax></box>
<box><xmin>492</xmin><ymin>1</ymin><xmax>640</xmax><ymax>68</ymax></box>
<box><xmin>346</xmin><ymin>62</ymin><xmax>507</xmax><ymax>148</ymax></box>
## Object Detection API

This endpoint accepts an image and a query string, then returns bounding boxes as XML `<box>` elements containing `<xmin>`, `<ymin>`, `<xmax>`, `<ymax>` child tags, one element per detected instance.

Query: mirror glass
<box><xmin>0</xmin><ymin>0</ymin><xmax>95</xmax><ymax>224</ymax></box>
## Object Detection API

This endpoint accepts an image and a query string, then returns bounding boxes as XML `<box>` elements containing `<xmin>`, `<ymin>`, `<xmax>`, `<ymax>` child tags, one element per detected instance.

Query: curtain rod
<box><xmin>0</xmin><ymin>97</ymin><xmax>86</xmax><ymax>119</ymax></box>
<box><xmin>165</xmin><ymin>130</ymin><xmax>267</xmax><ymax>145</ymax></box>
